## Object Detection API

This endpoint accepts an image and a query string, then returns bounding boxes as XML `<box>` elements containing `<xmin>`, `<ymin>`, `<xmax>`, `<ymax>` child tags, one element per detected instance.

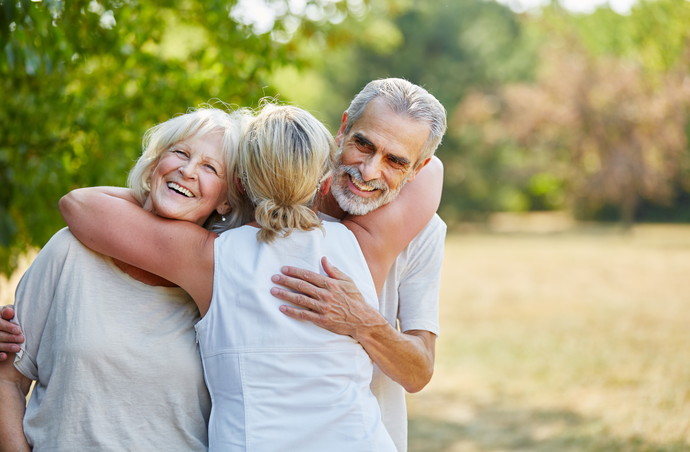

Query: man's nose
<box><xmin>359</xmin><ymin>155</ymin><xmax>383</xmax><ymax>182</ymax></box>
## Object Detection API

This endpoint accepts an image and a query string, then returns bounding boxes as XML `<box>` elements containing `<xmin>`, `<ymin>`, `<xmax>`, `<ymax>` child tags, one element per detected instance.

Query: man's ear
<box><xmin>407</xmin><ymin>157</ymin><xmax>432</xmax><ymax>183</ymax></box>
<box><xmin>335</xmin><ymin>111</ymin><xmax>348</xmax><ymax>147</ymax></box>
<box><xmin>319</xmin><ymin>176</ymin><xmax>332</xmax><ymax>196</ymax></box>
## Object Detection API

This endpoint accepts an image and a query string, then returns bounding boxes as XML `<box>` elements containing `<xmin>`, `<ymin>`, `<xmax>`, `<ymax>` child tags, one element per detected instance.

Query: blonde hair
<box><xmin>238</xmin><ymin>103</ymin><xmax>336</xmax><ymax>243</ymax></box>
<box><xmin>128</xmin><ymin>106</ymin><xmax>254</xmax><ymax>232</ymax></box>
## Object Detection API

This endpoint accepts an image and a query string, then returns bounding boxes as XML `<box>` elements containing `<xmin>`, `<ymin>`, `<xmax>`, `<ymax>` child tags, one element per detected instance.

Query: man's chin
<box><xmin>332</xmin><ymin>189</ymin><xmax>385</xmax><ymax>216</ymax></box>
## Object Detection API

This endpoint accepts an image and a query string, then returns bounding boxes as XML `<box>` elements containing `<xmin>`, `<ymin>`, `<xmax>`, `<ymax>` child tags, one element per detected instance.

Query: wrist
<box><xmin>352</xmin><ymin>314</ymin><xmax>393</xmax><ymax>345</ymax></box>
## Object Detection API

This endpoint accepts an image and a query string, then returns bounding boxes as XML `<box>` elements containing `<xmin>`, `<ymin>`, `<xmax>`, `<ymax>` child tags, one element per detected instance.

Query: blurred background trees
<box><xmin>2</xmin><ymin>0</ymin><xmax>690</xmax><ymax>274</ymax></box>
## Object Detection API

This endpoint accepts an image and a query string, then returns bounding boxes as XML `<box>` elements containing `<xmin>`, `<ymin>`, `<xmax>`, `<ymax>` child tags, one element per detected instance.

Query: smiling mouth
<box><xmin>167</xmin><ymin>182</ymin><xmax>194</xmax><ymax>198</ymax></box>
<box><xmin>349</xmin><ymin>175</ymin><xmax>377</xmax><ymax>192</ymax></box>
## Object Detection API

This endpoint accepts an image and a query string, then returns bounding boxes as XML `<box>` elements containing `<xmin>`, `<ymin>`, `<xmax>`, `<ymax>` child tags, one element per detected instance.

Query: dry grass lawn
<box><xmin>408</xmin><ymin>223</ymin><xmax>690</xmax><ymax>451</ymax></box>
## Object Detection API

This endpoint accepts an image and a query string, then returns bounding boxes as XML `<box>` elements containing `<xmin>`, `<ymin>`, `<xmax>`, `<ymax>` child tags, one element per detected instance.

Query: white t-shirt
<box><xmin>197</xmin><ymin>222</ymin><xmax>395</xmax><ymax>451</ymax></box>
<box><xmin>13</xmin><ymin>228</ymin><xmax>211</xmax><ymax>452</ymax></box>
<box><xmin>320</xmin><ymin>213</ymin><xmax>446</xmax><ymax>451</ymax></box>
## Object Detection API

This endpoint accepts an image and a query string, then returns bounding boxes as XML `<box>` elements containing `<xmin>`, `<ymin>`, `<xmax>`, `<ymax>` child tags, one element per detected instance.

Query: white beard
<box><xmin>331</xmin><ymin>164</ymin><xmax>409</xmax><ymax>216</ymax></box>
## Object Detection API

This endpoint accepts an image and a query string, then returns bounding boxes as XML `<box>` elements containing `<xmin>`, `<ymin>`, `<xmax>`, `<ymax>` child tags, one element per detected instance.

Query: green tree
<box><xmin>0</xmin><ymin>0</ymin><xmax>351</xmax><ymax>275</ymax></box>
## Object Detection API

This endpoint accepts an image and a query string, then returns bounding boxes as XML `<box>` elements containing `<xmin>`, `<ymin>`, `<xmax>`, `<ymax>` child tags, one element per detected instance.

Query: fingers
<box><xmin>0</xmin><ymin>328</ymin><xmax>24</xmax><ymax>352</ymax></box>
<box><xmin>270</xmin><ymin>273</ymin><xmax>325</xmax><ymax>300</ymax></box>
<box><xmin>1</xmin><ymin>306</ymin><xmax>16</xmax><ymax>321</ymax></box>
<box><xmin>270</xmin><ymin>286</ymin><xmax>320</xmax><ymax>312</ymax></box>
<box><xmin>0</xmin><ymin>318</ymin><xmax>22</xmax><ymax>336</ymax></box>
<box><xmin>0</xmin><ymin>314</ymin><xmax>24</xmax><ymax>356</ymax></box>
<box><xmin>274</xmin><ymin>258</ymin><xmax>355</xmax><ymax>294</ymax></box>
<box><xmin>277</xmin><ymin>265</ymin><xmax>328</xmax><ymax>290</ymax></box>
<box><xmin>320</xmin><ymin>257</ymin><xmax>355</xmax><ymax>284</ymax></box>
<box><xmin>0</xmin><ymin>342</ymin><xmax>22</xmax><ymax>354</ymax></box>
<box><xmin>278</xmin><ymin>304</ymin><xmax>321</xmax><ymax>323</ymax></box>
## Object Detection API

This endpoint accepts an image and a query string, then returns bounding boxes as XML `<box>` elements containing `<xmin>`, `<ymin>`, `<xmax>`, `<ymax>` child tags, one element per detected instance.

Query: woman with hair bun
<box><xmin>199</xmin><ymin>104</ymin><xmax>395</xmax><ymax>450</ymax></box>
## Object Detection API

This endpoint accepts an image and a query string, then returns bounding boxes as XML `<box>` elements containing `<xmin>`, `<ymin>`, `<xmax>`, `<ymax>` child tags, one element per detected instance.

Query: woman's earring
<box><xmin>221</xmin><ymin>215</ymin><xmax>227</xmax><ymax>222</ymax></box>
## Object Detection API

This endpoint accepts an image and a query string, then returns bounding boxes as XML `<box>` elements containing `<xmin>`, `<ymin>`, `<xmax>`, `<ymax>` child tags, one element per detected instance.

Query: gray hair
<box><xmin>128</xmin><ymin>106</ymin><xmax>254</xmax><ymax>232</ymax></box>
<box><xmin>344</xmin><ymin>78</ymin><xmax>447</xmax><ymax>166</ymax></box>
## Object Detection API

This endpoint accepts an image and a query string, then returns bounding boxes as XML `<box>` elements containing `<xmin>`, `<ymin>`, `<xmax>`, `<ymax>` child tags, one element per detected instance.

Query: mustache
<box><xmin>340</xmin><ymin>165</ymin><xmax>387</xmax><ymax>191</ymax></box>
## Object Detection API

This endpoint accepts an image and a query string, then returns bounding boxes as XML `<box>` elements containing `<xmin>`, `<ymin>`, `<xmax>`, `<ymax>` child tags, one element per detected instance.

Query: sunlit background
<box><xmin>1</xmin><ymin>0</ymin><xmax>689</xmax><ymax>450</ymax></box>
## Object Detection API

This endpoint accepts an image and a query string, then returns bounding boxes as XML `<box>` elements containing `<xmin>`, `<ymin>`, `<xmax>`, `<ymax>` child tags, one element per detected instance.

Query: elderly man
<box><xmin>271</xmin><ymin>77</ymin><xmax>447</xmax><ymax>451</ymax></box>
<box><xmin>0</xmin><ymin>78</ymin><xmax>447</xmax><ymax>451</ymax></box>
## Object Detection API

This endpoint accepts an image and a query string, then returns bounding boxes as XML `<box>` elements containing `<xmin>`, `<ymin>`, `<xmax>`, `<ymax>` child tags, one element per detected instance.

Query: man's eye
<box><xmin>388</xmin><ymin>157</ymin><xmax>409</xmax><ymax>170</ymax></box>
<box><xmin>354</xmin><ymin>138</ymin><xmax>371</xmax><ymax>151</ymax></box>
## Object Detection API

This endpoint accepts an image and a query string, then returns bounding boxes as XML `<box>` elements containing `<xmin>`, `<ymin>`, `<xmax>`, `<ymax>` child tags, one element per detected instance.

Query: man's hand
<box><xmin>270</xmin><ymin>257</ymin><xmax>388</xmax><ymax>339</ymax></box>
<box><xmin>271</xmin><ymin>256</ymin><xmax>436</xmax><ymax>392</ymax></box>
<box><xmin>0</xmin><ymin>306</ymin><xmax>32</xmax><ymax>451</ymax></box>
<box><xmin>0</xmin><ymin>307</ymin><xmax>24</xmax><ymax>362</ymax></box>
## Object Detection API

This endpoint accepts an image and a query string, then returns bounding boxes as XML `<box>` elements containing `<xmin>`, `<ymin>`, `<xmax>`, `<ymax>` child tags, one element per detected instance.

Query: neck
<box><xmin>317</xmin><ymin>192</ymin><xmax>346</xmax><ymax>220</ymax></box>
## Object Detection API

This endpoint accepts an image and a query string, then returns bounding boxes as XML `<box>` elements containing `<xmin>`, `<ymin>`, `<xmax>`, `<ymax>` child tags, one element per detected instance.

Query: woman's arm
<box><xmin>0</xmin><ymin>354</ymin><xmax>32</xmax><ymax>452</ymax></box>
<box><xmin>343</xmin><ymin>156</ymin><xmax>443</xmax><ymax>292</ymax></box>
<box><xmin>59</xmin><ymin>187</ymin><xmax>216</xmax><ymax>314</ymax></box>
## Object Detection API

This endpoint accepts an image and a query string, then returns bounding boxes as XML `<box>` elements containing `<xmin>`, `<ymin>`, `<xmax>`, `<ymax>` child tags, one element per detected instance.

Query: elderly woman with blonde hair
<box><xmin>0</xmin><ymin>106</ymin><xmax>250</xmax><ymax>451</ymax></box>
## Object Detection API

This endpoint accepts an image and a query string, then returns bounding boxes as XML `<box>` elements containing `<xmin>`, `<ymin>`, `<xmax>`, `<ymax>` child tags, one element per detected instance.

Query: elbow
<box><xmin>58</xmin><ymin>193</ymin><xmax>73</xmax><ymax>221</ymax></box>
<box><xmin>402</xmin><ymin>365</ymin><xmax>434</xmax><ymax>394</ymax></box>
<box><xmin>59</xmin><ymin>190</ymin><xmax>82</xmax><ymax>224</ymax></box>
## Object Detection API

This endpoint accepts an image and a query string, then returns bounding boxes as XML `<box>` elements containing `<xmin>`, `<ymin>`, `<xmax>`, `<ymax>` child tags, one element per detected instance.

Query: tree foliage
<box><xmin>460</xmin><ymin>41</ymin><xmax>690</xmax><ymax>225</ymax></box>
<box><xmin>452</xmin><ymin>0</ymin><xmax>690</xmax><ymax>225</ymax></box>
<box><xmin>0</xmin><ymin>0</ymin><xmax>348</xmax><ymax>275</ymax></box>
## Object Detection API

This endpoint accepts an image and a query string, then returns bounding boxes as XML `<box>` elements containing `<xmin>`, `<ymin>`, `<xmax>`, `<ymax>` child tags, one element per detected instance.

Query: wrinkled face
<box><xmin>331</xmin><ymin>98</ymin><xmax>430</xmax><ymax>215</ymax></box>
<box><xmin>144</xmin><ymin>132</ymin><xmax>230</xmax><ymax>225</ymax></box>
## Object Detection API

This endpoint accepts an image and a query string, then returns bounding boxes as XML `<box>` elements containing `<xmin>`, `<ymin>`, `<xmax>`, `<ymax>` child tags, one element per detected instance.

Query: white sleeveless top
<box><xmin>196</xmin><ymin>221</ymin><xmax>396</xmax><ymax>452</ymax></box>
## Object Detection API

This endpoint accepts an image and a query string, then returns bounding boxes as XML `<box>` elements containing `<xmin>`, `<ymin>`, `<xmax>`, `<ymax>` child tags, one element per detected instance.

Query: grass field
<box><xmin>407</xmin><ymin>222</ymin><xmax>690</xmax><ymax>451</ymax></box>
<box><xmin>2</xmin><ymin>221</ymin><xmax>689</xmax><ymax>451</ymax></box>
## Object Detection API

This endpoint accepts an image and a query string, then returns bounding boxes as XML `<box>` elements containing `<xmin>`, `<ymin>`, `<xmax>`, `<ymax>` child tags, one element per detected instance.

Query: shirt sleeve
<box><xmin>396</xmin><ymin>216</ymin><xmax>446</xmax><ymax>335</ymax></box>
<box><xmin>13</xmin><ymin>229</ymin><xmax>72</xmax><ymax>380</ymax></box>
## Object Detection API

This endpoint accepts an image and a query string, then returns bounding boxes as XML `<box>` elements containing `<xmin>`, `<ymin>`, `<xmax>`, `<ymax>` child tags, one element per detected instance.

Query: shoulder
<box><xmin>409</xmin><ymin>214</ymin><xmax>446</xmax><ymax>247</ymax></box>
<box><xmin>214</xmin><ymin>225</ymin><xmax>250</xmax><ymax>245</ymax></box>
<box><xmin>425</xmin><ymin>214</ymin><xmax>447</xmax><ymax>235</ymax></box>
<box><xmin>36</xmin><ymin>227</ymin><xmax>84</xmax><ymax>259</ymax></box>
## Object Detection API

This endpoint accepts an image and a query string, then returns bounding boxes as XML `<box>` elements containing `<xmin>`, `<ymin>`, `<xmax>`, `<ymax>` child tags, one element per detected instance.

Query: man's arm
<box><xmin>274</xmin><ymin>158</ymin><xmax>444</xmax><ymax>391</ymax></box>
<box><xmin>0</xmin><ymin>352</ymin><xmax>32</xmax><ymax>451</ymax></box>
<box><xmin>0</xmin><ymin>307</ymin><xmax>24</xmax><ymax>362</ymax></box>
<box><xmin>272</xmin><ymin>257</ymin><xmax>436</xmax><ymax>393</ymax></box>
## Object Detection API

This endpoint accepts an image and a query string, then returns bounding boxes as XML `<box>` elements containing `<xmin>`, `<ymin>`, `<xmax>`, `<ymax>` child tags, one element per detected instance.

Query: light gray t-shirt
<box><xmin>320</xmin><ymin>213</ymin><xmax>446</xmax><ymax>451</ymax></box>
<box><xmin>14</xmin><ymin>228</ymin><xmax>211</xmax><ymax>451</ymax></box>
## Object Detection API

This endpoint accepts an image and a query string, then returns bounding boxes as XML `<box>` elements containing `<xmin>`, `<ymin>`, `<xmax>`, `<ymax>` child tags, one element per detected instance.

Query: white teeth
<box><xmin>350</xmin><ymin>176</ymin><xmax>375</xmax><ymax>192</ymax></box>
<box><xmin>167</xmin><ymin>182</ymin><xmax>194</xmax><ymax>198</ymax></box>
